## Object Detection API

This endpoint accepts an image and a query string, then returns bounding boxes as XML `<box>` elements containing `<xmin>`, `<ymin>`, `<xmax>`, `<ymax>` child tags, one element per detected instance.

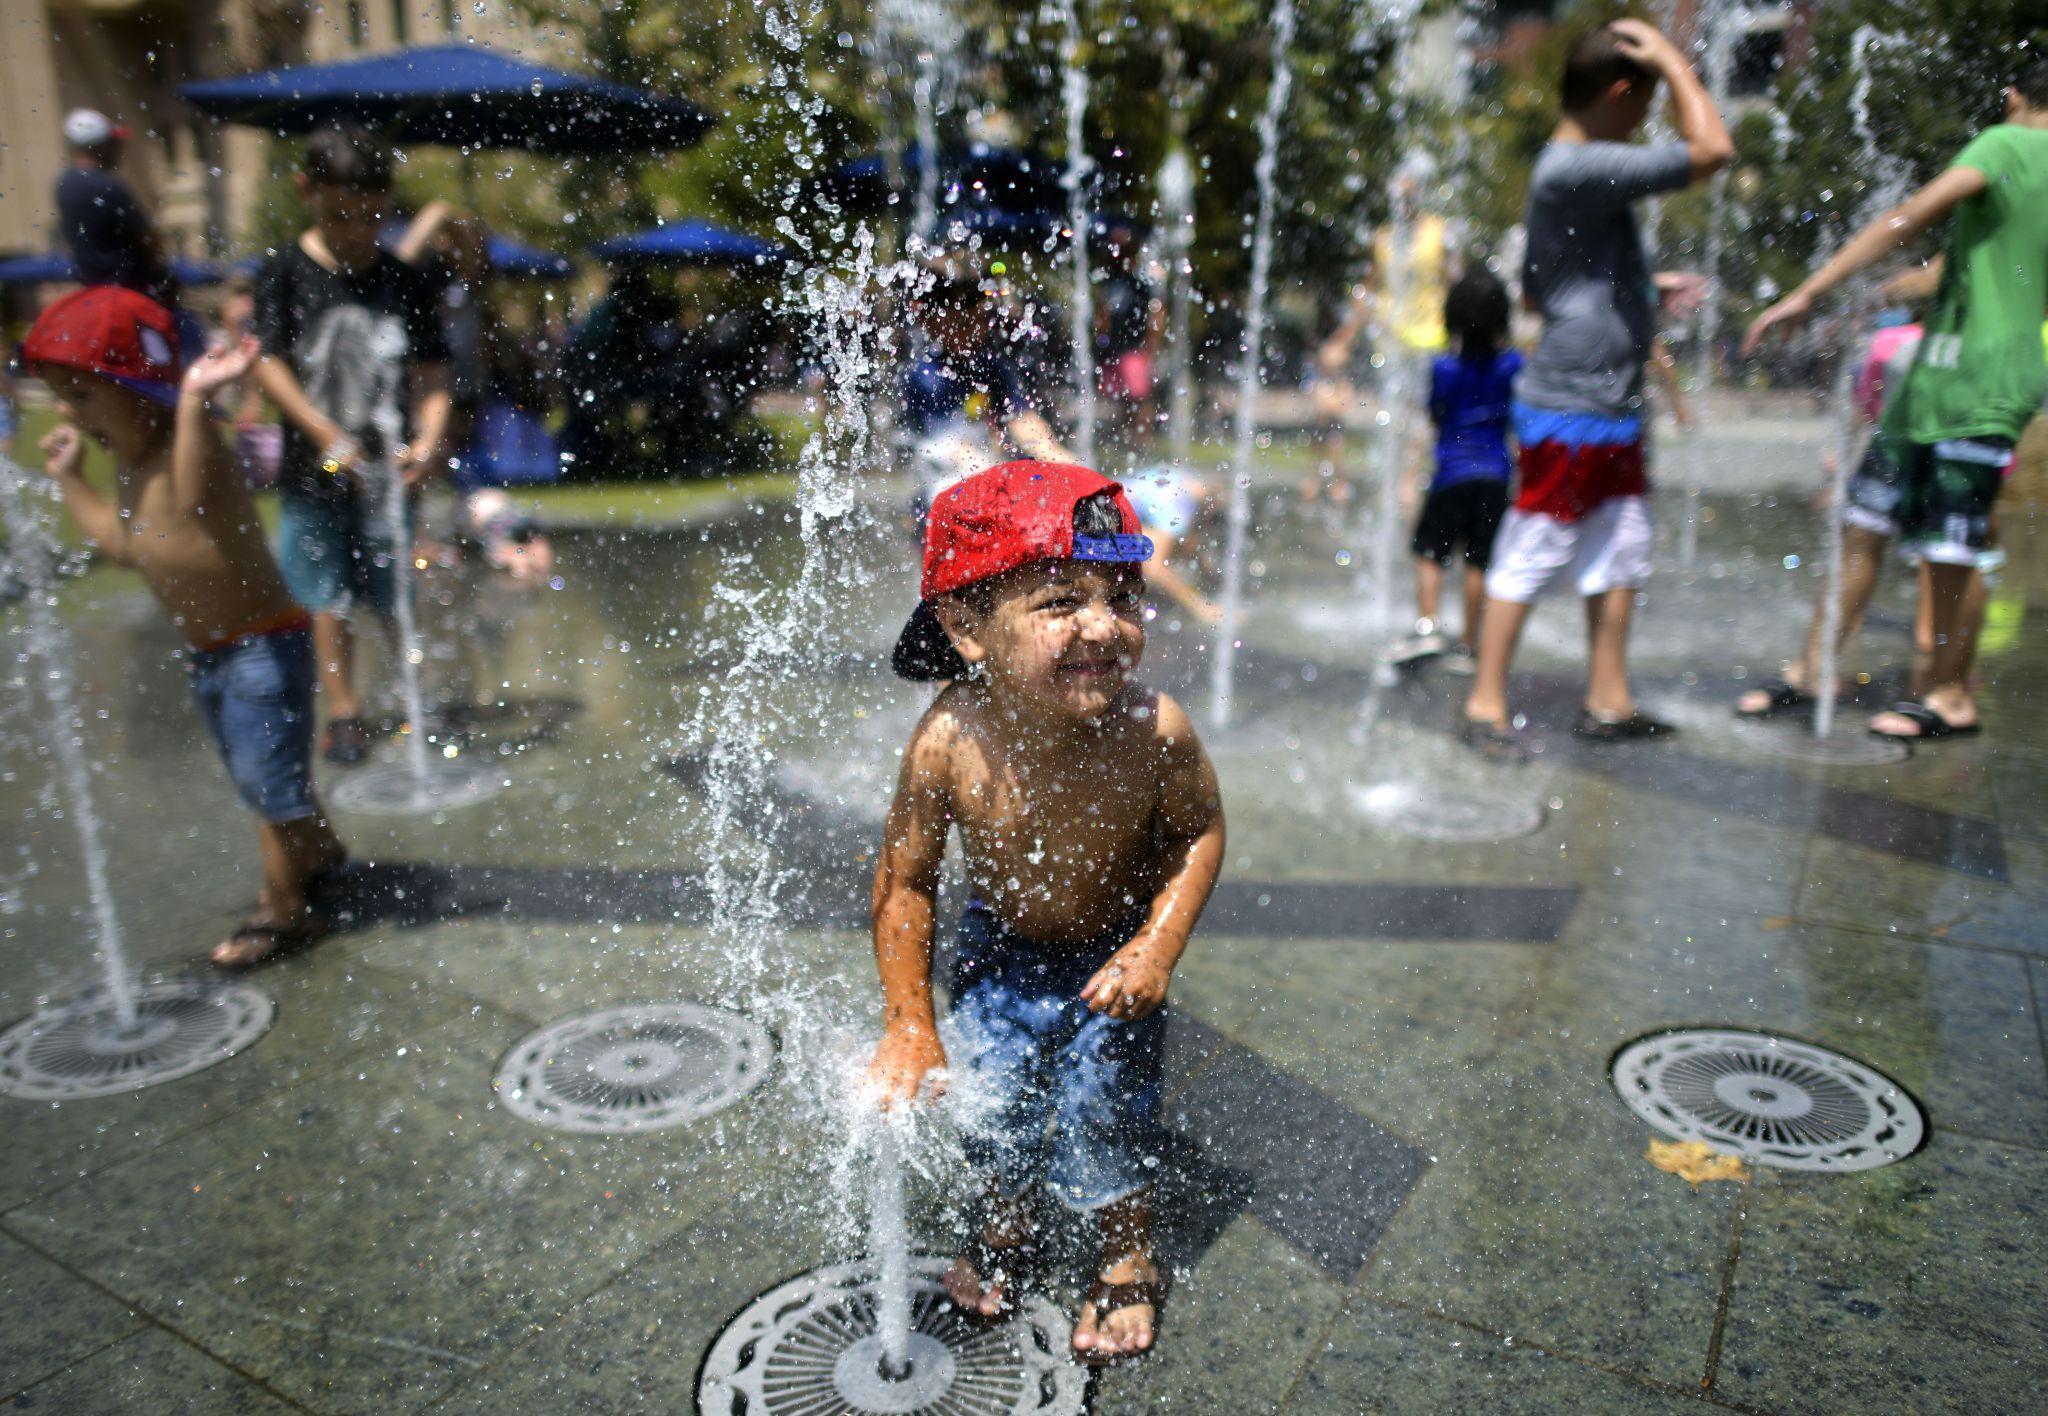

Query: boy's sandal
<box><xmin>1734</xmin><ymin>676</ymin><xmax>1811</xmax><ymax>719</ymax></box>
<box><xmin>951</xmin><ymin>1217</ymin><xmax>1041</xmax><ymax>1326</ymax></box>
<box><xmin>1868</xmin><ymin>700</ymin><xmax>1981</xmax><ymax>741</ymax></box>
<box><xmin>321</xmin><ymin>717</ymin><xmax>372</xmax><ymax>765</ymax></box>
<box><xmin>1573</xmin><ymin>710</ymin><xmax>1676</xmax><ymax>741</ymax></box>
<box><xmin>210</xmin><ymin>914</ymin><xmax>333</xmax><ymax>970</ymax></box>
<box><xmin>1459</xmin><ymin>717</ymin><xmax>1529</xmax><ymax>766</ymax></box>
<box><xmin>1075</xmin><ymin>1268</ymin><xmax>1171</xmax><ymax>1368</ymax></box>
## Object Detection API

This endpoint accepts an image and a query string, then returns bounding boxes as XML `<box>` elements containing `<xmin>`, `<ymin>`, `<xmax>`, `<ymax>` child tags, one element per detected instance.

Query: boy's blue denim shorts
<box><xmin>276</xmin><ymin>489</ymin><xmax>400</xmax><ymax>617</ymax></box>
<box><xmin>188</xmin><ymin>626</ymin><xmax>319</xmax><ymax>824</ymax></box>
<box><xmin>947</xmin><ymin>901</ymin><xmax>1166</xmax><ymax>1211</ymax></box>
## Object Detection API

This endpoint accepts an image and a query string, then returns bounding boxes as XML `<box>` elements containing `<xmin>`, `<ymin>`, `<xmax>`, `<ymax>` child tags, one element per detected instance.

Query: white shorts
<box><xmin>1484</xmin><ymin>495</ymin><xmax>1652</xmax><ymax>604</ymax></box>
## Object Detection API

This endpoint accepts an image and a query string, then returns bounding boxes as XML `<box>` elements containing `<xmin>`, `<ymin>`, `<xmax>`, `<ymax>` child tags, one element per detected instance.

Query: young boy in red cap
<box><xmin>21</xmin><ymin>286</ymin><xmax>347</xmax><ymax>967</ymax></box>
<box><xmin>867</xmin><ymin>461</ymin><xmax>1225</xmax><ymax>1363</ymax></box>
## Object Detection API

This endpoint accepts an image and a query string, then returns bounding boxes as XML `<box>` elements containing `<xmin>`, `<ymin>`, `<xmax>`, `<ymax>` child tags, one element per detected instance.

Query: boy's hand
<box><xmin>866</xmin><ymin>1027</ymin><xmax>949</xmax><ymax>1111</ymax></box>
<box><xmin>1609</xmin><ymin>19</ymin><xmax>1682</xmax><ymax>73</ymax></box>
<box><xmin>183</xmin><ymin>334</ymin><xmax>260</xmax><ymax>398</ymax></box>
<box><xmin>38</xmin><ymin>424</ymin><xmax>85</xmax><ymax>481</ymax></box>
<box><xmin>1741</xmin><ymin>290</ymin><xmax>1815</xmax><ymax>357</ymax></box>
<box><xmin>394</xmin><ymin>441</ymin><xmax>440</xmax><ymax>489</ymax></box>
<box><xmin>1082</xmin><ymin>941</ymin><xmax>1174</xmax><ymax>1021</ymax></box>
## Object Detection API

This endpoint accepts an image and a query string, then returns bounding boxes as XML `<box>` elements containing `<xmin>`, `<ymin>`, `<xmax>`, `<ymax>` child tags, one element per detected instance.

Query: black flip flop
<box><xmin>1459</xmin><ymin>717</ymin><xmax>1530</xmax><ymax>766</ymax></box>
<box><xmin>1734</xmin><ymin>676</ymin><xmax>1811</xmax><ymax>719</ymax></box>
<box><xmin>1574</xmin><ymin>711</ymin><xmax>1676</xmax><ymax>741</ymax></box>
<box><xmin>210</xmin><ymin>915</ymin><xmax>333</xmax><ymax>971</ymax></box>
<box><xmin>1869</xmin><ymin>700</ymin><xmax>1981</xmax><ymax>741</ymax></box>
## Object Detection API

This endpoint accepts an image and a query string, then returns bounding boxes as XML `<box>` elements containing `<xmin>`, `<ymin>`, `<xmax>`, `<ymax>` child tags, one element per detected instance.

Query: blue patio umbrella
<box><xmin>178</xmin><ymin>44</ymin><xmax>710</xmax><ymax>154</ymax></box>
<box><xmin>0</xmin><ymin>253</ymin><xmax>232</xmax><ymax>286</ymax></box>
<box><xmin>485</xmin><ymin>234</ymin><xmax>574</xmax><ymax>279</ymax></box>
<box><xmin>590</xmin><ymin>220</ymin><xmax>790</xmax><ymax>269</ymax></box>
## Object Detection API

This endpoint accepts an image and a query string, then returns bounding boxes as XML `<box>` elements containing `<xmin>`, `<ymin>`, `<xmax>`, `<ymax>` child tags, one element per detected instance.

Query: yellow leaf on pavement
<box><xmin>1646</xmin><ymin>1138</ymin><xmax>1750</xmax><ymax>1189</ymax></box>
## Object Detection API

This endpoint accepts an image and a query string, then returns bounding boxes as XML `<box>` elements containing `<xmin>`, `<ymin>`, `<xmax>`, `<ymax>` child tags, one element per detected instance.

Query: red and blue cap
<box><xmin>892</xmin><ymin>460</ymin><xmax>1153</xmax><ymax>681</ymax></box>
<box><xmin>20</xmin><ymin>286</ymin><xmax>182</xmax><ymax>406</ymax></box>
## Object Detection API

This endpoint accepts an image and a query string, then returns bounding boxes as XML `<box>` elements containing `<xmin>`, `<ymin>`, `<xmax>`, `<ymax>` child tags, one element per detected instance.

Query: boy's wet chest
<box><xmin>953</xmin><ymin>753</ymin><xmax>1159</xmax><ymax>865</ymax></box>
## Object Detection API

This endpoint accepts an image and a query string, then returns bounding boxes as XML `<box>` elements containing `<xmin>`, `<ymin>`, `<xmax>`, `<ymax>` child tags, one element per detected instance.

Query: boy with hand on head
<box><xmin>867</xmin><ymin>462</ymin><xmax>1225</xmax><ymax>1364</ymax></box>
<box><xmin>1462</xmin><ymin>19</ymin><xmax>1733</xmax><ymax>760</ymax></box>
<box><xmin>1738</xmin><ymin>53</ymin><xmax>2048</xmax><ymax>742</ymax></box>
<box><xmin>254</xmin><ymin>121</ymin><xmax>450</xmax><ymax>765</ymax></box>
<box><xmin>20</xmin><ymin>287</ymin><xmax>347</xmax><ymax>967</ymax></box>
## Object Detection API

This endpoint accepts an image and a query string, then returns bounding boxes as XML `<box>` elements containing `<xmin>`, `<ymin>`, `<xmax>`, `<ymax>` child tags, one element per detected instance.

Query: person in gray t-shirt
<box><xmin>1460</xmin><ymin>20</ymin><xmax>1732</xmax><ymax>762</ymax></box>
<box><xmin>1518</xmin><ymin>138</ymin><xmax>1694</xmax><ymax>420</ymax></box>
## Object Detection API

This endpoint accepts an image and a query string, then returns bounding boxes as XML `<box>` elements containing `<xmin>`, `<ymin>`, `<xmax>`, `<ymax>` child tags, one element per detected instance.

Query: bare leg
<box><xmin>1463</xmin><ymin>595</ymin><xmax>1534</xmax><ymax>727</ymax></box>
<box><xmin>1459</xmin><ymin>562</ymin><xmax>1487</xmax><ymax>649</ymax></box>
<box><xmin>313</xmin><ymin>611</ymin><xmax>360</xmax><ymax>721</ymax></box>
<box><xmin>1736</xmin><ymin>524</ymin><xmax>1889</xmax><ymax>712</ymax></box>
<box><xmin>212</xmin><ymin>812</ymin><xmax>347</xmax><ymax>966</ymax></box>
<box><xmin>1872</xmin><ymin>561</ymin><xmax>1981</xmax><ymax>734</ymax></box>
<box><xmin>1414</xmin><ymin>557</ymin><xmax>1443</xmax><ymax>628</ymax></box>
<box><xmin>944</xmin><ymin>1180</ymin><xmax>1034</xmax><ymax>1318</ymax></box>
<box><xmin>1584</xmin><ymin>586</ymin><xmax>1638</xmax><ymax>719</ymax></box>
<box><xmin>1071</xmin><ymin>1189</ymin><xmax>1162</xmax><ymax>1358</ymax></box>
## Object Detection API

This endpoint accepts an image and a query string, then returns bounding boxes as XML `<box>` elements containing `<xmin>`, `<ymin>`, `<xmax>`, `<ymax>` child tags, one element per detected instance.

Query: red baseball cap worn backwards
<box><xmin>20</xmin><ymin>286</ymin><xmax>182</xmax><ymax>406</ymax></box>
<box><xmin>892</xmin><ymin>460</ymin><xmax>1154</xmax><ymax>681</ymax></box>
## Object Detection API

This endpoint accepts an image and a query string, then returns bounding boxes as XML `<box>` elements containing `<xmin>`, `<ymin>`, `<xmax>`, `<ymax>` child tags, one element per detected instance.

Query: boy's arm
<box><xmin>1082</xmin><ymin>693</ymin><xmax>1224</xmax><ymax>1021</ymax></box>
<box><xmin>253</xmin><ymin>356</ymin><xmax>357</xmax><ymax>475</ymax></box>
<box><xmin>866</xmin><ymin>711</ymin><xmax>958</xmax><ymax>1107</ymax></box>
<box><xmin>1612</xmin><ymin>20</ymin><xmax>1734</xmax><ymax>182</ymax></box>
<box><xmin>34</xmin><ymin>424</ymin><xmax>127</xmax><ymax>560</ymax></box>
<box><xmin>393</xmin><ymin>200</ymin><xmax>459</xmax><ymax>266</ymax></box>
<box><xmin>1742</xmin><ymin>167</ymin><xmax>1988</xmax><ymax>356</ymax></box>
<box><xmin>173</xmin><ymin>335</ymin><xmax>260</xmax><ymax>511</ymax></box>
<box><xmin>401</xmin><ymin>361</ymin><xmax>453</xmax><ymax>486</ymax></box>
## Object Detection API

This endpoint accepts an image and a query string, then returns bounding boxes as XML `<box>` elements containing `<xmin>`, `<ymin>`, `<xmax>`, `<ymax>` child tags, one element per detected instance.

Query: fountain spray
<box><xmin>0</xmin><ymin>459</ymin><xmax>136</xmax><ymax>1027</ymax></box>
<box><xmin>1057</xmin><ymin>0</ymin><xmax>1097</xmax><ymax>467</ymax></box>
<box><xmin>1207</xmin><ymin>0</ymin><xmax>1295</xmax><ymax>731</ymax></box>
<box><xmin>381</xmin><ymin>460</ymin><xmax>435</xmax><ymax>796</ymax></box>
<box><xmin>1677</xmin><ymin>0</ymin><xmax>1735</xmax><ymax>571</ymax></box>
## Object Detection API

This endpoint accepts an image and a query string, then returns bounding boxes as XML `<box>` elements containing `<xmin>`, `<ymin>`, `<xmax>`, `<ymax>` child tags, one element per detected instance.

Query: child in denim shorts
<box><xmin>866</xmin><ymin>461</ymin><xmax>1225</xmax><ymax>1363</ymax></box>
<box><xmin>22</xmin><ymin>287</ymin><xmax>347</xmax><ymax>968</ymax></box>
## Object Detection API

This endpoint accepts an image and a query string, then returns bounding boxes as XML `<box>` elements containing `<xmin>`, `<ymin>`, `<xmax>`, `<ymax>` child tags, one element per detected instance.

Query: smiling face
<box><xmin>937</xmin><ymin>559</ymin><xmax>1147</xmax><ymax>721</ymax></box>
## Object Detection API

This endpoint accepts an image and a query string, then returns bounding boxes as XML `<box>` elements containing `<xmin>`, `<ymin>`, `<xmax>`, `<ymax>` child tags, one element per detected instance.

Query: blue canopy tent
<box><xmin>177</xmin><ymin>44</ymin><xmax>711</xmax><ymax>154</ymax></box>
<box><xmin>0</xmin><ymin>253</ymin><xmax>232</xmax><ymax>286</ymax></box>
<box><xmin>590</xmin><ymin>220</ymin><xmax>790</xmax><ymax>269</ymax></box>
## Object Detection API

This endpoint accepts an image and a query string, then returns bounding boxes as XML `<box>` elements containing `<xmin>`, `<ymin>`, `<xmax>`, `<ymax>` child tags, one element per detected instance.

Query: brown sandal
<box><xmin>1075</xmin><ymin>1265</ymin><xmax>1170</xmax><ymax>1366</ymax></box>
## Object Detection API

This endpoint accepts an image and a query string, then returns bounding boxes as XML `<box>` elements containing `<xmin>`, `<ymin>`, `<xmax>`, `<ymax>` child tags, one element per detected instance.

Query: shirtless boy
<box><xmin>867</xmin><ymin>461</ymin><xmax>1225</xmax><ymax>1363</ymax></box>
<box><xmin>23</xmin><ymin>287</ymin><xmax>346</xmax><ymax>966</ymax></box>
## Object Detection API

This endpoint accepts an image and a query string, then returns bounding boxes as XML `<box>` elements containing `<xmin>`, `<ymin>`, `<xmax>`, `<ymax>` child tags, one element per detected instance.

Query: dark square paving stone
<box><xmin>0</xmin><ymin>1230</ymin><xmax>145</xmax><ymax>1397</ymax></box>
<box><xmin>1713</xmin><ymin>1131</ymin><xmax>2048</xmax><ymax>1415</ymax></box>
<box><xmin>8</xmin><ymin>1326</ymin><xmax>296</xmax><ymax>1414</ymax></box>
<box><xmin>1287</xmin><ymin>1296</ymin><xmax>1722</xmax><ymax>1414</ymax></box>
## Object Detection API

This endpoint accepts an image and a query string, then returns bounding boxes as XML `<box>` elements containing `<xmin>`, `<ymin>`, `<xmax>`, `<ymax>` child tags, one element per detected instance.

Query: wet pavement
<box><xmin>2</xmin><ymin>412</ymin><xmax>2045</xmax><ymax>1413</ymax></box>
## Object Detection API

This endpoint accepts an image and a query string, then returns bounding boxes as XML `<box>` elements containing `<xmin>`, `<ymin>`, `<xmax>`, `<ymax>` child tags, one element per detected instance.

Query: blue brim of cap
<box><xmin>107</xmin><ymin>373</ymin><xmax>180</xmax><ymax>407</ymax></box>
<box><xmin>1070</xmin><ymin>532</ymin><xmax>1154</xmax><ymax>563</ymax></box>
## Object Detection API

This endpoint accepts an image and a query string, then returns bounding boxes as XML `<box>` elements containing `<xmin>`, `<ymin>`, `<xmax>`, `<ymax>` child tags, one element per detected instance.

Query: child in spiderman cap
<box><xmin>867</xmin><ymin>460</ymin><xmax>1225</xmax><ymax>1363</ymax></box>
<box><xmin>19</xmin><ymin>286</ymin><xmax>347</xmax><ymax>968</ymax></box>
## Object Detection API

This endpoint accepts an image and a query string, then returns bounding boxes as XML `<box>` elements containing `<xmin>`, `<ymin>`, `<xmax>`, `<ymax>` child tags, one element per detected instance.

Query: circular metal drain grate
<box><xmin>1612</xmin><ymin>1028</ymin><xmax>1925</xmax><ymax>1172</ymax></box>
<box><xmin>1349</xmin><ymin>782</ymin><xmax>1544</xmax><ymax>843</ymax></box>
<box><xmin>698</xmin><ymin>1256</ymin><xmax>1084</xmax><ymax>1416</ymax></box>
<box><xmin>0</xmin><ymin>980</ymin><xmax>276</xmax><ymax>1100</ymax></box>
<box><xmin>1731</xmin><ymin>720</ymin><xmax>1908</xmax><ymax>768</ymax></box>
<box><xmin>495</xmin><ymin>1002</ymin><xmax>772</xmax><ymax>1133</ymax></box>
<box><xmin>329</xmin><ymin>760</ymin><xmax>505</xmax><ymax>815</ymax></box>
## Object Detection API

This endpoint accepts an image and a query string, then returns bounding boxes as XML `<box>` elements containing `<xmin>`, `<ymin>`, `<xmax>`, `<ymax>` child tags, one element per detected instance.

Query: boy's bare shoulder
<box><xmin>900</xmin><ymin>682</ymin><xmax>982</xmax><ymax>779</ymax></box>
<box><xmin>1119</xmin><ymin>684</ymin><xmax>1204</xmax><ymax>754</ymax></box>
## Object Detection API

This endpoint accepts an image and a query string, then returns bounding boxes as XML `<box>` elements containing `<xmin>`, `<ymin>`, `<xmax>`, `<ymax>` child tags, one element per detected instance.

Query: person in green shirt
<box><xmin>1738</xmin><ymin>53</ymin><xmax>2048</xmax><ymax>740</ymax></box>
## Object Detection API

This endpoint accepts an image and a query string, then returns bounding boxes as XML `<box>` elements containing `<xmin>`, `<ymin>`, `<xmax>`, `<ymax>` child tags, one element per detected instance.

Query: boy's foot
<box><xmin>1734</xmin><ymin>675</ymin><xmax>1812</xmax><ymax>718</ymax></box>
<box><xmin>945</xmin><ymin>1198</ymin><xmax>1037</xmax><ymax>1321</ymax></box>
<box><xmin>322</xmin><ymin>717</ymin><xmax>372</xmax><ymax>764</ymax></box>
<box><xmin>1868</xmin><ymin>699</ymin><xmax>1980</xmax><ymax>740</ymax></box>
<box><xmin>1072</xmin><ymin>1251</ymin><xmax>1168</xmax><ymax>1364</ymax></box>
<box><xmin>211</xmin><ymin>910</ymin><xmax>332</xmax><ymax>969</ymax></box>
<box><xmin>1573</xmin><ymin>709</ymin><xmax>1676</xmax><ymax>741</ymax></box>
<box><xmin>1440</xmin><ymin>642</ymin><xmax>1477</xmax><ymax>676</ymax></box>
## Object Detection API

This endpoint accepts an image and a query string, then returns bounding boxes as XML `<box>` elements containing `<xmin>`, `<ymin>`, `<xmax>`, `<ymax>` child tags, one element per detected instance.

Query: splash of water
<box><xmin>1057</xmin><ymin>0</ymin><xmax>1097</xmax><ymax>467</ymax></box>
<box><xmin>1678</xmin><ymin>0</ymin><xmax>1737</xmax><ymax>571</ymax></box>
<box><xmin>380</xmin><ymin>460</ymin><xmax>435</xmax><ymax>794</ymax></box>
<box><xmin>1157</xmin><ymin>147</ymin><xmax>1197</xmax><ymax>467</ymax></box>
<box><xmin>1208</xmin><ymin>0</ymin><xmax>1296</xmax><ymax>730</ymax></box>
<box><xmin>0</xmin><ymin>458</ymin><xmax>137</xmax><ymax>1026</ymax></box>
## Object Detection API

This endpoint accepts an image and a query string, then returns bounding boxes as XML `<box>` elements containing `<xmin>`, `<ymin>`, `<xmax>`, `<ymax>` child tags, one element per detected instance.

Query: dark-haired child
<box><xmin>866</xmin><ymin>461</ymin><xmax>1224</xmax><ymax>1363</ymax></box>
<box><xmin>1738</xmin><ymin>54</ymin><xmax>2048</xmax><ymax>742</ymax></box>
<box><xmin>1462</xmin><ymin>19</ymin><xmax>1732</xmax><ymax>757</ymax></box>
<box><xmin>253</xmin><ymin>120</ymin><xmax>450</xmax><ymax>764</ymax></box>
<box><xmin>1393</xmin><ymin>267</ymin><xmax>1521</xmax><ymax>670</ymax></box>
<box><xmin>21</xmin><ymin>286</ymin><xmax>347</xmax><ymax>967</ymax></box>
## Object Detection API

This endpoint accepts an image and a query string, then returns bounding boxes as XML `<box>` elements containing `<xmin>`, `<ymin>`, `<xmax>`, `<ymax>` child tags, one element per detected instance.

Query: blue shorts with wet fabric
<box><xmin>947</xmin><ymin>901</ymin><xmax>1166</xmax><ymax>1211</ymax></box>
<box><xmin>188</xmin><ymin>626</ymin><xmax>319</xmax><ymax>824</ymax></box>
<box><xmin>276</xmin><ymin>488</ymin><xmax>399</xmax><ymax>618</ymax></box>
